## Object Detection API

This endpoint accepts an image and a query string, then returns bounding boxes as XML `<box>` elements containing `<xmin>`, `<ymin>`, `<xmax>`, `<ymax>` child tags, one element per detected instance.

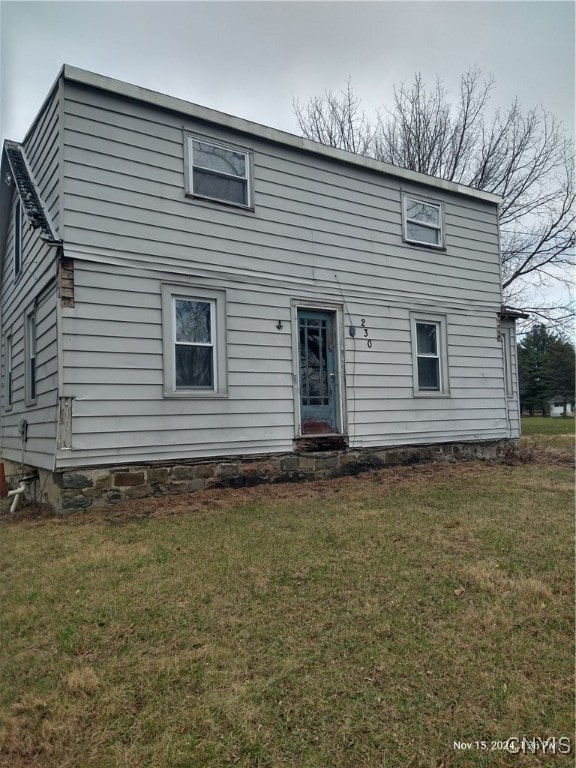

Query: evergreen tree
<box><xmin>518</xmin><ymin>324</ymin><xmax>575</xmax><ymax>414</ymax></box>
<box><xmin>543</xmin><ymin>337</ymin><xmax>575</xmax><ymax>414</ymax></box>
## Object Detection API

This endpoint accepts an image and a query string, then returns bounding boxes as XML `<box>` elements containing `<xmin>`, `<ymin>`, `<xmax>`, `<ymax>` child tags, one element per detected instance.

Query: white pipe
<box><xmin>8</xmin><ymin>483</ymin><xmax>27</xmax><ymax>513</ymax></box>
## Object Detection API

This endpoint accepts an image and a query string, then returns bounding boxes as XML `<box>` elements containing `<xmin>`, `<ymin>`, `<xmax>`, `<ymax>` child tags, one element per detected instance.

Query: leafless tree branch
<box><xmin>294</xmin><ymin>70</ymin><xmax>575</xmax><ymax>326</ymax></box>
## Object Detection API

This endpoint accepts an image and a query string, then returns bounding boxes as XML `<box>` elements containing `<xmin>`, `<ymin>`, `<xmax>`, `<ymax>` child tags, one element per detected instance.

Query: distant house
<box><xmin>0</xmin><ymin>66</ymin><xmax>524</xmax><ymax>510</ymax></box>
<box><xmin>548</xmin><ymin>399</ymin><xmax>574</xmax><ymax>417</ymax></box>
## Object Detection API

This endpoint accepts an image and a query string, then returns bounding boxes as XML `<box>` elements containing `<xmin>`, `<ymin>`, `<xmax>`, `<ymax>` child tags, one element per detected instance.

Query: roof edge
<box><xmin>61</xmin><ymin>65</ymin><xmax>501</xmax><ymax>206</ymax></box>
<box><xmin>21</xmin><ymin>66</ymin><xmax>65</xmax><ymax>148</ymax></box>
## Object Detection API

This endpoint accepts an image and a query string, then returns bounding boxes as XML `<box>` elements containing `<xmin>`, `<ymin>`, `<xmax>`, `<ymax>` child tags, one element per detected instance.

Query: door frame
<box><xmin>290</xmin><ymin>300</ymin><xmax>347</xmax><ymax>438</ymax></box>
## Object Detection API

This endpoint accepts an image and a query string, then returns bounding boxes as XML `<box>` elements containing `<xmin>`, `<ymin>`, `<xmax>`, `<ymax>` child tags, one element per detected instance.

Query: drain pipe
<box><xmin>7</xmin><ymin>475</ymin><xmax>37</xmax><ymax>513</ymax></box>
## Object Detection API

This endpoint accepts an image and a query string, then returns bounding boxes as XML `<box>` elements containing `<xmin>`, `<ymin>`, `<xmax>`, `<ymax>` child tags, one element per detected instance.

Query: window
<box><xmin>411</xmin><ymin>315</ymin><xmax>449</xmax><ymax>395</ymax></box>
<box><xmin>14</xmin><ymin>199</ymin><xmax>22</xmax><ymax>277</ymax></box>
<box><xmin>162</xmin><ymin>284</ymin><xmax>227</xmax><ymax>397</ymax></box>
<box><xmin>187</xmin><ymin>136</ymin><xmax>251</xmax><ymax>208</ymax></box>
<box><xmin>175</xmin><ymin>298</ymin><xmax>215</xmax><ymax>389</ymax></box>
<box><xmin>25</xmin><ymin>309</ymin><xmax>36</xmax><ymax>404</ymax></box>
<box><xmin>403</xmin><ymin>196</ymin><xmax>444</xmax><ymax>247</ymax></box>
<box><xmin>5</xmin><ymin>335</ymin><xmax>13</xmax><ymax>408</ymax></box>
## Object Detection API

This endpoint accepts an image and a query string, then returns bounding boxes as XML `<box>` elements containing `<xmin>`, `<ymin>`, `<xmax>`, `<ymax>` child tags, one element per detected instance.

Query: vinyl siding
<box><xmin>52</xmin><ymin>80</ymin><xmax>509</xmax><ymax>468</ymax></box>
<box><xmin>0</xmin><ymin>86</ymin><xmax>61</xmax><ymax>470</ymax></box>
<box><xmin>62</xmin><ymin>83</ymin><xmax>502</xmax><ymax>309</ymax></box>
<box><xmin>0</xmin><ymin>202</ymin><xmax>59</xmax><ymax>468</ymax></box>
<box><xmin>57</xmin><ymin>260</ymin><xmax>510</xmax><ymax>468</ymax></box>
<box><xmin>501</xmin><ymin>319</ymin><xmax>521</xmax><ymax>438</ymax></box>
<box><xmin>58</xmin><ymin>262</ymin><xmax>293</xmax><ymax>465</ymax></box>
<box><xmin>22</xmin><ymin>85</ymin><xmax>62</xmax><ymax>235</ymax></box>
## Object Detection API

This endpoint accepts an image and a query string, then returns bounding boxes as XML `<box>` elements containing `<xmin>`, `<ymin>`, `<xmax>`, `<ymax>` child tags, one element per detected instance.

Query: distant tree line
<box><xmin>518</xmin><ymin>324</ymin><xmax>575</xmax><ymax>415</ymax></box>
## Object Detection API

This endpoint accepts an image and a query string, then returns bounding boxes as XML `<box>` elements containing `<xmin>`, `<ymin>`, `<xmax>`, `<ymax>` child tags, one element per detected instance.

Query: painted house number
<box><xmin>360</xmin><ymin>319</ymin><xmax>373</xmax><ymax>349</ymax></box>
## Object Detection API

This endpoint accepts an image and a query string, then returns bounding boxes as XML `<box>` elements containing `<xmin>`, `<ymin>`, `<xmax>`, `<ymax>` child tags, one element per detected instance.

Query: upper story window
<box><xmin>187</xmin><ymin>136</ymin><xmax>251</xmax><ymax>208</ymax></box>
<box><xmin>14</xmin><ymin>199</ymin><xmax>22</xmax><ymax>277</ymax></box>
<box><xmin>403</xmin><ymin>196</ymin><xmax>444</xmax><ymax>248</ymax></box>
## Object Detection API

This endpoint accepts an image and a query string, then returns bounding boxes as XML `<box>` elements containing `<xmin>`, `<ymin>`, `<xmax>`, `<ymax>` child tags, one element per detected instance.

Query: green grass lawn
<box><xmin>0</xmin><ymin>459</ymin><xmax>574</xmax><ymax>767</ymax></box>
<box><xmin>521</xmin><ymin>415</ymin><xmax>575</xmax><ymax>435</ymax></box>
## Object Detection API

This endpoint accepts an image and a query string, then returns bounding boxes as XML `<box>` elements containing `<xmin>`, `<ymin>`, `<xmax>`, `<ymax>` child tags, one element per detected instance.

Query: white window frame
<box><xmin>14</xmin><ymin>198</ymin><xmax>22</xmax><ymax>277</ymax></box>
<box><xmin>402</xmin><ymin>195</ymin><xmax>444</xmax><ymax>248</ymax></box>
<box><xmin>161</xmin><ymin>284</ymin><xmax>228</xmax><ymax>398</ymax></box>
<box><xmin>5</xmin><ymin>334</ymin><xmax>13</xmax><ymax>409</ymax></box>
<box><xmin>185</xmin><ymin>135</ymin><xmax>252</xmax><ymax>209</ymax></box>
<box><xmin>410</xmin><ymin>314</ymin><xmax>450</xmax><ymax>397</ymax></box>
<box><xmin>25</xmin><ymin>308</ymin><xmax>37</xmax><ymax>405</ymax></box>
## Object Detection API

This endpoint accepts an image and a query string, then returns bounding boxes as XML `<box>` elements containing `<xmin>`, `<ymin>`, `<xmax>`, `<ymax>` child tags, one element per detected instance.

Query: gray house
<box><xmin>0</xmin><ymin>66</ymin><xmax>522</xmax><ymax>511</ymax></box>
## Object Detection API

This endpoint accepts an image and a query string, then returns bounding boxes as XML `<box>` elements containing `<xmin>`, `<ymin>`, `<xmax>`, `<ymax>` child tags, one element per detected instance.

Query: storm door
<box><xmin>297</xmin><ymin>309</ymin><xmax>339</xmax><ymax>435</ymax></box>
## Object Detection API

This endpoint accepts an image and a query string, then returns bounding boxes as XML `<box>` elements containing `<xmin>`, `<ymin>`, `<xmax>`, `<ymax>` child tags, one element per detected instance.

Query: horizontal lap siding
<box><xmin>59</xmin><ymin>262</ymin><xmax>295</xmax><ymax>465</ymax></box>
<box><xmin>23</xmin><ymin>87</ymin><xmax>61</xmax><ymax>234</ymax></box>
<box><xmin>56</xmin><ymin>83</ymin><xmax>508</xmax><ymax>467</ymax></box>
<box><xmin>62</xmin><ymin>86</ymin><xmax>502</xmax><ymax>310</ymax></box>
<box><xmin>0</xmin><ymin>267</ymin><xmax>59</xmax><ymax>469</ymax></box>
<box><xmin>502</xmin><ymin>319</ymin><xmax>521</xmax><ymax>437</ymax></box>
<box><xmin>59</xmin><ymin>260</ymin><xmax>510</xmax><ymax>467</ymax></box>
<box><xmin>340</xmin><ymin>300</ymin><xmax>509</xmax><ymax>446</ymax></box>
<box><xmin>0</xmin><ymin>87</ymin><xmax>61</xmax><ymax>469</ymax></box>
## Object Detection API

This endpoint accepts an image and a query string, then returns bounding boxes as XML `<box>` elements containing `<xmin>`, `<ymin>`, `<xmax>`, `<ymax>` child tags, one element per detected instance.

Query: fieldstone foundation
<box><xmin>4</xmin><ymin>440</ymin><xmax>508</xmax><ymax>513</ymax></box>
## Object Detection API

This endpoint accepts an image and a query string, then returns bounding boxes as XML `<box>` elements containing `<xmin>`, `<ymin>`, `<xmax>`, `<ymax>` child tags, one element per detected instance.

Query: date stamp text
<box><xmin>453</xmin><ymin>737</ymin><xmax>572</xmax><ymax>755</ymax></box>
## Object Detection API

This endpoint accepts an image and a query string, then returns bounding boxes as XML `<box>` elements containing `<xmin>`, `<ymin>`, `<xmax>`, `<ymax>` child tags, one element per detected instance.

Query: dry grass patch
<box><xmin>65</xmin><ymin>667</ymin><xmax>100</xmax><ymax>696</ymax></box>
<box><xmin>501</xmin><ymin>434</ymin><xmax>574</xmax><ymax>466</ymax></box>
<box><xmin>461</xmin><ymin>559</ymin><xmax>554</xmax><ymax>601</ymax></box>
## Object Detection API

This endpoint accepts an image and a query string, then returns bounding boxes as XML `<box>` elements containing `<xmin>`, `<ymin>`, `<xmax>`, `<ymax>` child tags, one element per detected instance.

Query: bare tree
<box><xmin>293</xmin><ymin>80</ymin><xmax>376</xmax><ymax>156</ymax></box>
<box><xmin>294</xmin><ymin>70</ymin><xmax>575</xmax><ymax>320</ymax></box>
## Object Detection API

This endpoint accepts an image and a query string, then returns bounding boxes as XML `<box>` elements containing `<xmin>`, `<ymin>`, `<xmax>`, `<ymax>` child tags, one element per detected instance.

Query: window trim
<box><xmin>402</xmin><ymin>194</ymin><xmax>445</xmax><ymax>249</ymax></box>
<box><xmin>14</xmin><ymin>198</ymin><xmax>22</xmax><ymax>277</ymax></box>
<box><xmin>410</xmin><ymin>314</ymin><xmax>450</xmax><ymax>397</ymax></box>
<box><xmin>161</xmin><ymin>284</ymin><xmax>228</xmax><ymax>398</ymax></box>
<box><xmin>501</xmin><ymin>326</ymin><xmax>514</xmax><ymax>399</ymax></box>
<box><xmin>25</xmin><ymin>308</ymin><xmax>37</xmax><ymax>406</ymax></box>
<box><xmin>185</xmin><ymin>134</ymin><xmax>253</xmax><ymax>210</ymax></box>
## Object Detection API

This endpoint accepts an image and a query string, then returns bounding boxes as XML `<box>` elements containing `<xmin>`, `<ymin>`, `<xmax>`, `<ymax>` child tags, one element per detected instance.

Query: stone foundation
<box><xmin>3</xmin><ymin>440</ymin><xmax>509</xmax><ymax>513</ymax></box>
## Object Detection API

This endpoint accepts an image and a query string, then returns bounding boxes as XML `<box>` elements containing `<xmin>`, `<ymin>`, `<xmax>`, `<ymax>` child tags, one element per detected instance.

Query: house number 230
<box><xmin>360</xmin><ymin>319</ymin><xmax>372</xmax><ymax>349</ymax></box>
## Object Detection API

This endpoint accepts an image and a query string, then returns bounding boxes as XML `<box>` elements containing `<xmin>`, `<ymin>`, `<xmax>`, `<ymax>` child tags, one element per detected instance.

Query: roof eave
<box><xmin>61</xmin><ymin>64</ymin><xmax>501</xmax><ymax>206</ymax></box>
<box><xmin>500</xmin><ymin>305</ymin><xmax>530</xmax><ymax>320</ymax></box>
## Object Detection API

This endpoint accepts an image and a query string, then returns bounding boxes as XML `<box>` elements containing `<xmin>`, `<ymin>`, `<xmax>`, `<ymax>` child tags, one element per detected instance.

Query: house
<box><xmin>548</xmin><ymin>399</ymin><xmax>574</xmax><ymax>417</ymax></box>
<box><xmin>0</xmin><ymin>66</ymin><xmax>523</xmax><ymax>511</ymax></box>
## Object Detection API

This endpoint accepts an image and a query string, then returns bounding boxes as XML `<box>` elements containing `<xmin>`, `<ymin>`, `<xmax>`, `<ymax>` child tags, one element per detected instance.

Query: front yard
<box><xmin>0</xmin><ymin>438</ymin><xmax>574</xmax><ymax>767</ymax></box>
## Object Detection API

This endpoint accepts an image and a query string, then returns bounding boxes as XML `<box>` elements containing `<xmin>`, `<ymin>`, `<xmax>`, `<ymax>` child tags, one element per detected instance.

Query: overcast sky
<box><xmin>1</xmin><ymin>0</ymin><xmax>574</xmax><ymax>144</ymax></box>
